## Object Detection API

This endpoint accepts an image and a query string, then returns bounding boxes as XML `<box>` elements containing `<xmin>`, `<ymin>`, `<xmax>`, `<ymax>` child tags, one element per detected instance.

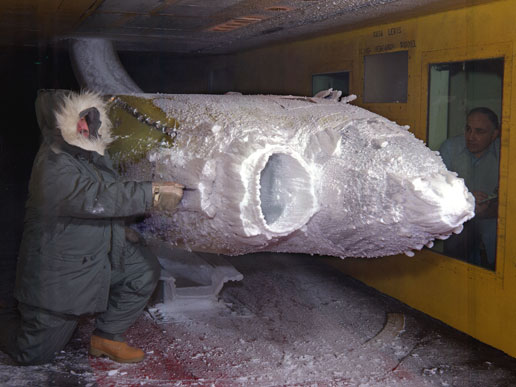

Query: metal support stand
<box><xmin>147</xmin><ymin>240</ymin><xmax>244</xmax><ymax>321</ymax></box>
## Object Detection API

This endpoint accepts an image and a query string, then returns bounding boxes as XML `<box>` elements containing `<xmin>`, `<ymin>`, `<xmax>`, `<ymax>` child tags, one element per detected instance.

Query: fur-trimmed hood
<box><xmin>54</xmin><ymin>91</ymin><xmax>113</xmax><ymax>155</ymax></box>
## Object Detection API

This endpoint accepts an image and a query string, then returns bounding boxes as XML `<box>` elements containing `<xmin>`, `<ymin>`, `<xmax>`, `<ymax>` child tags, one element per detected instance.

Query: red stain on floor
<box><xmin>89</xmin><ymin>317</ymin><xmax>198</xmax><ymax>386</ymax></box>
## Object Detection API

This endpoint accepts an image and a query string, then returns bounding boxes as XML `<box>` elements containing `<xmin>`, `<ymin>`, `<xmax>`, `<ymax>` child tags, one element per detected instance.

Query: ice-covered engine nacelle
<box><xmin>108</xmin><ymin>93</ymin><xmax>474</xmax><ymax>259</ymax></box>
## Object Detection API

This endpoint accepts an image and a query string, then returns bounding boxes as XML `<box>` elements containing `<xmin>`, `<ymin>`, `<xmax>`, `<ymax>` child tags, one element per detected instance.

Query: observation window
<box><xmin>427</xmin><ymin>57</ymin><xmax>504</xmax><ymax>271</ymax></box>
<box><xmin>312</xmin><ymin>71</ymin><xmax>349</xmax><ymax>97</ymax></box>
<box><xmin>363</xmin><ymin>50</ymin><xmax>408</xmax><ymax>103</ymax></box>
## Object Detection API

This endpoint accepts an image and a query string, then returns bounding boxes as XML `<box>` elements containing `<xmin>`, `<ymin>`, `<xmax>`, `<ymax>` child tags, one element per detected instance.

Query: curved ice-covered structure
<box><xmin>70</xmin><ymin>38</ymin><xmax>474</xmax><ymax>259</ymax></box>
<box><xmin>109</xmin><ymin>93</ymin><xmax>474</xmax><ymax>258</ymax></box>
<box><xmin>70</xmin><ymin>38</ymin><xmax>142</xmax><ymax>95</ymax></box>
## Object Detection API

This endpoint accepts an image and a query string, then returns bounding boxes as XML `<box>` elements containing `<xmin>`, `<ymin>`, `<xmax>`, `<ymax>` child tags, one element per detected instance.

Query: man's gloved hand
<box><xmin>152</xmin><ymin>182</ymin><xmax>184</xmax><ymax>214</ymax></box>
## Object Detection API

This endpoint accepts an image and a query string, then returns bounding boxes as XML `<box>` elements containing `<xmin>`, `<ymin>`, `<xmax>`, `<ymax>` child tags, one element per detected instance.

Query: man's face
<box><xmin>77</xmin><ymin>117</ymin><xmax>90</xmax><ymax>139</ymax></box>
<box><xmin>465</xmin><ymin>112</ymin><xmax>499</xmax><ymax>158</ymax></box>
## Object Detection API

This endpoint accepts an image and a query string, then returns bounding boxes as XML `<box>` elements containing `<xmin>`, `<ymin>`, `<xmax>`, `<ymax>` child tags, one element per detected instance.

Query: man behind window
<box><xmin>439</xmin><ymin>107</ymin><xmax>500</xmax><ymax>269</ymax></box>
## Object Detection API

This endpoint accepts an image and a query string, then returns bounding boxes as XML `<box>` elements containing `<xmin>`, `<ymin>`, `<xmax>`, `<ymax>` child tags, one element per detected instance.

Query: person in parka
<box><xmin>0</xmin><ymin>90</ymin><xmax>183</xmax><ymax>365</ymax></box>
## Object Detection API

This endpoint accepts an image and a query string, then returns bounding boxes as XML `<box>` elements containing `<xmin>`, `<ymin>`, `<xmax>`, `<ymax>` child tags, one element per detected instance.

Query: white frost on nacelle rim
<box><xmin>128</xmin><ymin>93</ymin><xmax>474</xmax><ymax>258</ymax></box>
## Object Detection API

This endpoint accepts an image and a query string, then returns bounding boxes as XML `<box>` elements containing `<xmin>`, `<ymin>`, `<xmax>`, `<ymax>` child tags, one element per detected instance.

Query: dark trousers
<box><xmin>0</xmin><ymin>244</ymin><xmax>160</xmax><ymax>365</ymax></box>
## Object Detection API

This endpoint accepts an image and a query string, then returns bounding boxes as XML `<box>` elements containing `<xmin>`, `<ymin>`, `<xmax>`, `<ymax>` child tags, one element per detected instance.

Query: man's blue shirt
<box><xmin>439</xmin><ymin>135</ymin><xmax>500</xmax><ymax>196</ymax></box>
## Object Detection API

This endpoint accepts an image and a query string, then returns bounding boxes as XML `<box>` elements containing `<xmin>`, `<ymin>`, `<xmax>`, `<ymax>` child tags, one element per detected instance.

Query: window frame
<box><xmin>419</xmin><ymin>43</ymin><xmax>512</xmax><ymax>282</ymax></box>
<box><xmin>311</xmin><ymin>70</ymin><xmax>350</xmax><ymax>97</ymax></box>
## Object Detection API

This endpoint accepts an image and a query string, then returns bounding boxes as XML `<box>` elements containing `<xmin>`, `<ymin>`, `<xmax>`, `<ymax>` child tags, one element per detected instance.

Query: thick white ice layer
<box><xmin>123</xmin><ymin>93</ymin><xmax>474</xmax><ymax>258</ymax></box>
<box><xmin>69</xmin><ymin>37</ymin><xmax>473</xmax><ymax>258</ymax></box>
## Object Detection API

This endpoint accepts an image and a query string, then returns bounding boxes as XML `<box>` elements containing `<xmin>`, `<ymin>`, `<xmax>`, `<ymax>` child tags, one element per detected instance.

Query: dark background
<box><xmin>0</xmin><ymin>46</ymin><xmax>78</xmax><ymax>192</ymax></box>
<box><xmin>0</xmin><ymin>47</ymin><xmax>79</xmax><ymax>303</ymax></box>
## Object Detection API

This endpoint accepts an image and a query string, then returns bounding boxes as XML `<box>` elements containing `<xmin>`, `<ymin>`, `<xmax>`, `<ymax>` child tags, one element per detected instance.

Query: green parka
<box><xmin>15</xmin><ymin>90</ymin><xmax>153</xmax><ymax>315</ymax></box>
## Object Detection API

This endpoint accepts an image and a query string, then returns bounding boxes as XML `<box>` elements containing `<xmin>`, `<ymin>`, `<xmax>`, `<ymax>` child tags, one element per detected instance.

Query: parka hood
<box><xmin>54</xmin><ymin>91</ymin><xmax>113</xmax><ymax>155</ymax></box>
<box><xmin>35</xmin><ymin>90</ymin><xmax>113</xmax><ymax>156</ymax></box>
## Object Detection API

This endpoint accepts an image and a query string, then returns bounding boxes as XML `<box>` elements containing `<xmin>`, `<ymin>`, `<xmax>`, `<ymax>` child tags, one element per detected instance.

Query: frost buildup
<box><xmin>117</xmin><ymin>93</ymin><xmax>474</xmax><ymax>259</ymax></box>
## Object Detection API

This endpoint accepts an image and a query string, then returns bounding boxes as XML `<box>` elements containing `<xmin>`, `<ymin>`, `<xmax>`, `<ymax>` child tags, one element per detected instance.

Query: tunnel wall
<box><xmin>117</xmin><ymin>51</ymin><xmax>237</xmax><ymax>95</ymax></box>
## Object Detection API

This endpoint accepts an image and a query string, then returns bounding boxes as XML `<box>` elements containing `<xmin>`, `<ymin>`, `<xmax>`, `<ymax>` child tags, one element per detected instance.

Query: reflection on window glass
<box><xmin>427</xmin><ymin>58</ymin><xmax>504</xmax><ymax>271</ymax></box>
<box><xmin>363</xmin><ymin>51</ymin><xmax>408</xmax><ymax>103</ymax></box>
<box><xmin>312</xmin><ymin>71</ymin><xmax>349</xmax><ymax>97</ymax></box>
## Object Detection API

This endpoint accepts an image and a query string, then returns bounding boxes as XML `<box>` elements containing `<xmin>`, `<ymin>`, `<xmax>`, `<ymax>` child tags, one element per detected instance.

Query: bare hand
<box><xmin>472</xmin><ymin>191</ymin><xmax>489</xmax><ymax>217</ymax></box>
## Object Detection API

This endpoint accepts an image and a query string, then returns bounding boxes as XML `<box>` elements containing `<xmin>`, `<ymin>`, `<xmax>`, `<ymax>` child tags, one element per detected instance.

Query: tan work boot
<box><xmin>89</xmin><ymin>335</ymin><xmax>145</xmax><ymax>363</ymax></box>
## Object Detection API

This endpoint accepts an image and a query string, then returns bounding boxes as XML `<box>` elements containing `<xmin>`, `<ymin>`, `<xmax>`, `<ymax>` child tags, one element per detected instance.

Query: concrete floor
<box><xmin>2</xmin><ymin>252</ymin><xmax>516</xmax><ymax>386</ymax></box>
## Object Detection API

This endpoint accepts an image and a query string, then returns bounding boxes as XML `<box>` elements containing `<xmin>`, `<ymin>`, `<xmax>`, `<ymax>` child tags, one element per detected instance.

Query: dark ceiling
<box><xmin>1</xmin><ymin>0</ymin><xmax>493</xmax><ymax>55</ymax></box>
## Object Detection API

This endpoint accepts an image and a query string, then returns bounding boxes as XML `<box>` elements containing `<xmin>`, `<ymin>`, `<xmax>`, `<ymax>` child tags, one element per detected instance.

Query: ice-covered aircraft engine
<box><xmin>107</xmin><ymin>93</ymin><xmax>474</xmax><ymax>259</ymax></box>
<box><xmin>70</xmin><ymin>38</ymin><xmax>474</xmax><ymax>260</ymax></box>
